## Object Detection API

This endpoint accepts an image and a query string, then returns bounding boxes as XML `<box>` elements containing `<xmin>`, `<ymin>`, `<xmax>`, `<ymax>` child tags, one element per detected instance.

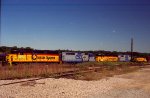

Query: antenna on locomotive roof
<box><xmin>131</xmin><ymin>37</ymin><xmax>133</xmax><ymax>62</ymax></box>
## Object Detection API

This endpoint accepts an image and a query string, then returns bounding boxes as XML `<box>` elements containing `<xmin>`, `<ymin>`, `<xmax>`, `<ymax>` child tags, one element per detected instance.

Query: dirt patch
<box><xmin>60</xmin><ymin>65</ymin><xmax>140</xmax><ymax>81</ymax></box>
<box><xmin>111</xmin><ymin>65</ymin><xmax>150</xmax><ymax>97</ymax></box>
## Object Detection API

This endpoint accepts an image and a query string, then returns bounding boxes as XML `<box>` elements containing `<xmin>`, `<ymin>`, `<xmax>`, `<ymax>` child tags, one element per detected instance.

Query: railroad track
<box><xmin>0</xmin><ymin>68</ymin><xmax>98</xmax><ymax>86</ymax></box>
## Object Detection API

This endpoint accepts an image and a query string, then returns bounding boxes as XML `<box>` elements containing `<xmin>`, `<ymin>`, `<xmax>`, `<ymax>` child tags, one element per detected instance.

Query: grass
<box><xmin>66</xmin><ymin>62</ymin><xmax>143</xmax><ymax>81</ymax></box>
<box><xmin>0</xmin><ymin>63</ymin><xmax>77</xmax><ymax>80</ymax></box>
<box><xmin>0</xmin><ymin>62</ymin><xmax>145</xmax><ymax>80</ymax></box>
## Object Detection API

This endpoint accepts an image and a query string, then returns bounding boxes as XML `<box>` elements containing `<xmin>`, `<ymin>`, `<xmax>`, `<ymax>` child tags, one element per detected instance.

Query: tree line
<box><xmin>0</xmin><ymin>46</ymin><xmax>149</xmax><ymax>57</ymax></box>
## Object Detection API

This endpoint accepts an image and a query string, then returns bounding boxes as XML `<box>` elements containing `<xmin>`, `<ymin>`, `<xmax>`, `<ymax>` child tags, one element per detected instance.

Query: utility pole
<box><xmin>0</xmin><ymin>0</ymin><xmax>1</xmax><ymax>47</ymax></box>
<box><xmin>0</xmin><ymin>0</ymin><xmax>1</xmax><ymax>66</ymax></box>
<box><xmin>131</xmin><ymin>38</ymin><xmax>133</xmax><ymax>62</ymax></box>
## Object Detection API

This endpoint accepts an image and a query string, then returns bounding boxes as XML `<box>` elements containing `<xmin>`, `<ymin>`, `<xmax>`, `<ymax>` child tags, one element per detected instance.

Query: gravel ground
<box><xmin>0</xmin><ymin>66</ymin><xmax>150</xmax><ymax>98</ymax></box>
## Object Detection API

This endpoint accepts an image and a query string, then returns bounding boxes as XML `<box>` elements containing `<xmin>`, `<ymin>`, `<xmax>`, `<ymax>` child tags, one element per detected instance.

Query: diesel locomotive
<box><xmin>0</xmin><ymin>49</ymin><xmax>149</xmax><ymax>66</ymax></box>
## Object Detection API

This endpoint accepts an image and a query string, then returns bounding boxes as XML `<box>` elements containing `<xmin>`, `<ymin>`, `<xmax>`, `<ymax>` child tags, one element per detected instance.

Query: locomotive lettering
<box><xmin>37</xmin><ymin>56</ymin><xmax>45</xmax><ymax>59</ymax></box>
<box><xmin>32</xmin><ymin>54</ymin><xmax>37</xmax><ymax>60</ymax></box>
<box><xmin>31</xmin><ymin>55</ymin><xmax>57</xmax><ymax>61</ymax></box>
<box><xmin>47</xmin><ymin>56</ymin><xmax>55</xmax><ymax>60</ymax></box>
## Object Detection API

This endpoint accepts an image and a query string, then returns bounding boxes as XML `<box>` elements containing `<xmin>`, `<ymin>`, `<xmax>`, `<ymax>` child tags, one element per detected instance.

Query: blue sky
<box><xmin>1</xmin><ymin>0</ymin><xmax>150</xmax><ymax>53</ymax></box>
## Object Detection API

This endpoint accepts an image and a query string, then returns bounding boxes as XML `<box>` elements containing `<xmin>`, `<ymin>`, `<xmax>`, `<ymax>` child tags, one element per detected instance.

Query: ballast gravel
<box><xmin>0</xmin><ymin>77</ymin><xmax>149</xmax><ymax>98</ymax></box>
<box><xmin>0</xmin><ymin>78</ymin><xmax>146</xmax><ymax>98</ymax></box>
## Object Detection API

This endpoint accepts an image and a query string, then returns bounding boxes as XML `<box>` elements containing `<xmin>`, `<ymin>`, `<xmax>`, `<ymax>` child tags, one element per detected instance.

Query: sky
<box><xmin>1</xmin><ymin>0</ymin><xmax>150</xmax><ymax>53</ymax></box>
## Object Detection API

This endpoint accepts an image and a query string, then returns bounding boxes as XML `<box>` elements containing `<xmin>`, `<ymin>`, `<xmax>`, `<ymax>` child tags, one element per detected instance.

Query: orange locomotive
<box><xmin>6</xmin><ymin>50</ymin><xmax>60</xmax><ymax>65</ymax></box>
